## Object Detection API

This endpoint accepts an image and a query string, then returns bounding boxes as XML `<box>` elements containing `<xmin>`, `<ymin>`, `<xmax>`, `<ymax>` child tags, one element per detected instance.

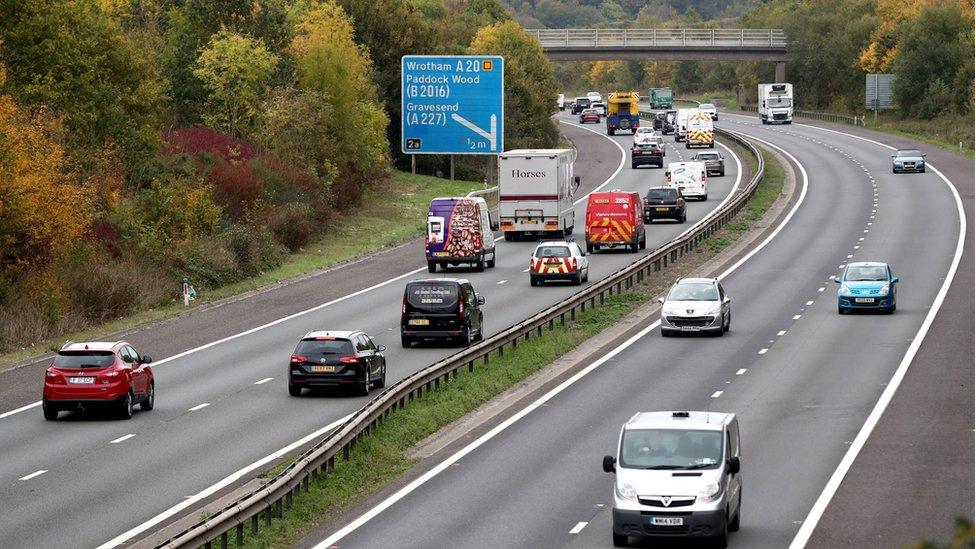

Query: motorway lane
<box><xmin>321</xmin><ymin>114</ymin><xmax>962</xmax><ymax>548</ymax></box>
<box><xmin>0</xmin><ymin>119</ymin><xmax>745</xmax><ymax>548</ymax></box>
<box><xmin>719</xmin><ymin>113</ymin><xmax>974</xmax><ymax>547</ymax></box>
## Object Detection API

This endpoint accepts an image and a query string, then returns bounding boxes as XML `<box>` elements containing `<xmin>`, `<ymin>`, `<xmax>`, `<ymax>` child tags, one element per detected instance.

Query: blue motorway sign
<box><xmin>401</xmin><ymin>55</ymin><xmax>504</xmax><ymax>155</ymax></box>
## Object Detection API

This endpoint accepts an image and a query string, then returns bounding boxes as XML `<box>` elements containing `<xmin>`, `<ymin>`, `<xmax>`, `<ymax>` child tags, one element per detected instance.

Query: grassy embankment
<box><xmin>0</xmin><ymin>172</ymin><xmax>482</xmax><ymax>367</ymax></box>
<box><xmin>232</xmin><ymin>139</ymin><xmax>785</xmax><ymax>548</ymax></box>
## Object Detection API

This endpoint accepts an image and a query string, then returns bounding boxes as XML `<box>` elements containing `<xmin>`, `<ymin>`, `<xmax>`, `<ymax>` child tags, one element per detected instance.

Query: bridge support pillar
<box><xmin>775</xmin><ymin>61</ymin><xmax>786</xmax><ymax>83</ymax></box>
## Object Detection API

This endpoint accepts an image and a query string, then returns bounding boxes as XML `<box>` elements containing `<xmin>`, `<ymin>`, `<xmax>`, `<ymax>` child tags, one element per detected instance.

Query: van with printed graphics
<box><xmin>425</xmin><ymin>197</ymin><xmax>496</xmax><ymax>273</ymax></box>
<box><xmin>666</xmin><ymin>162</ymin><xmax>708</xmax><ymax>201</ymax></box>
<box><xmin>585</xmin><ymin>190</ymin><xmax>646</xmax><ymax>254</ymax></box>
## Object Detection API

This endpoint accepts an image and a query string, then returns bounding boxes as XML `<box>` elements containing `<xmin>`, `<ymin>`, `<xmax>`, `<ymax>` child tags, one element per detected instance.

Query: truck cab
<box><xmin>758</xmin><ymin>83</ymin><xmax>793</xmax><ymax>124</ymax></box>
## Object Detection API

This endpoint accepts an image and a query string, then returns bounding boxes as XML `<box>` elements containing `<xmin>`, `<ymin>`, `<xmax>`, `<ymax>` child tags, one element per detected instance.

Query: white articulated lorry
<box><xmin>498</xmin><ymin>149</ymin><xmax>580</xmax><ymax>240</ymax></box>
<box><xmin>758</xmin><ymin>83</ymin><xmax>793</xmax><ymax>124</ymax></box>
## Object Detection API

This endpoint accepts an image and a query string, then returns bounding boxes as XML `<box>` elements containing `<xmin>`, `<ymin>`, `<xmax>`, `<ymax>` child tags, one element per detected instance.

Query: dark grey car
<box><xmin>692</xmin><ymin>151</ymin><xmax>725</xmax><ymax>176</ymax></box>
<box><xmin>891</xmin><ymin>149</ymin><xmax>926</xmax><ymax>173</ymax></box>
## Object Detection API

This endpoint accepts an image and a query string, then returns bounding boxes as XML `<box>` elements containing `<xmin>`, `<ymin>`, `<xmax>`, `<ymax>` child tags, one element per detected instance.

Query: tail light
<box><xmin>339</xmin><ymin>355</ymin><xmax>359</xmax><ymax>364</ymax></box>
<box><xmin>571</xmin><ymin>258</ymin><xmax>578</xmax><ymax>270</ymax></box>
<box><xmin>401</xmin><ymin>297</ymin><xmax>407</xmax><ymax>317</ymax></box>
<box><xmin>458</xmin><ymin>294</ymin><xmax>465</xmax><ymax>317</ymax></box>
<box><xmin>290</xmin><ymin>355</ymin><xmax>308</xmax><ymax>364</ymax></box>
<box><xmin>666</xmin><ymin>173</ymin><xmax>671</xmax><ymax>182</ymax></box>
<box><xmin>45</xmin><ymin>369</ymin><xmax>63</xmax><ymax>381</ymax></box>
<box><xmin>643</xmin><ymin>198</ymin><xmax>650</xmax><ymax>205</ymax></box>
<box><xmin>677</xmin><ymin>198</ymin><xmax>685</xmax><ymax>206</ymax></box>
<box><xmin>103</xmin><ymin>371</ymin><xmax>121</xmax><ymax>378</ymax></box>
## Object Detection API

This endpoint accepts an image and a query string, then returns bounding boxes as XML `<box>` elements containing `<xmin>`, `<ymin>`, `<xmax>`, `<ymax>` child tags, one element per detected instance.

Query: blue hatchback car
<box><xmin>836</xmin><ymin>262</ymin><xmax>898</xmax><ymax>314</ymax></box>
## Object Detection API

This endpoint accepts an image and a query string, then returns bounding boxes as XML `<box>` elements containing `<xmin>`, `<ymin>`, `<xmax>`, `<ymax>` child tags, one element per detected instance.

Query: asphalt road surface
<box><xmin>315</xmin><ymin>111</ymin><xmax>970</xmax><ymax>548</ymax></box>
<box><xmin>0</xmin><ymin>118</ymin><xmax>747</xmax><ymax>547</ymax></box>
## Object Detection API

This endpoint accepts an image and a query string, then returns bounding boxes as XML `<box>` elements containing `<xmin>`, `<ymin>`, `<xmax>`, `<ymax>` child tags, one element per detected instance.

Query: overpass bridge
<box><xmin>526</xmin><ymin>28</ymin><xmax>789</xmax><ymax>82</ymax></box>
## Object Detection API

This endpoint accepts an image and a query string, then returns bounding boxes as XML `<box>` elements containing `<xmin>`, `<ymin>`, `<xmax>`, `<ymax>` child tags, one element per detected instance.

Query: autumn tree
<box><xmin>290</xmin><ymin>0</ymin><xmax>389</xmax><ymax>203</ymax></box>
<box><xmin>469</xmin><ymin>21</ymin><xmax>559</xmax><ymax>149</ymax></box>
<box><xmin>193</xmin><ymin>30</ymin><xmax>279</xmax><ymax>136</ymax></box>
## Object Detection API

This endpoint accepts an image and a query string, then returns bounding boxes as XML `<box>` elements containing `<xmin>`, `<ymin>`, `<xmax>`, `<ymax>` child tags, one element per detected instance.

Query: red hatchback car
<box><xmin>43</xmin><ymin>341</ymin><xmax>154</xmax><ymax>420</ymax></box>
<box><xmin>579</xmin><ymin>109</ymin><xmax>601</xmax><ymax>124</ymax></box>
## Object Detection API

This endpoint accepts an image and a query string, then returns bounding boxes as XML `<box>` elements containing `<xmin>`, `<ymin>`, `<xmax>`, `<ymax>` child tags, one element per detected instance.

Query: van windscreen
<box><xmin>406</xmin><ymin>283</ymin><xmax>459</xmax><ymax>310</ymax></box>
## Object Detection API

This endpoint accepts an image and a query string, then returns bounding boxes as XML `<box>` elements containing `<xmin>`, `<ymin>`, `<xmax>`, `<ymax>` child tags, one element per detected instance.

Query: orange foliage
<box><xmin>859</xmin><ymin>0</ymin><xmax>974</xmax><ymax>72</ymax></box>
<box><xmin>0</xmin><ymin>65</ymin><xmax>92</xmax><ymax>273</ymax></box>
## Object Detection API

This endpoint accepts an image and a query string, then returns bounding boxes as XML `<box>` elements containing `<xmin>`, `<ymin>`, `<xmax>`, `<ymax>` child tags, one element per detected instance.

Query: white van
<box><xmin>666</xmin><ymin>161</ymin><xmax>707</xmax><ymax>200</ymax></box>
<box><xmin>674</xmin><ymin>108</ymin><xmax>695</xmax><ymax>142</ymax></box>
<box><xmin>603</xmin><ymin>411</ymin><xmax>742</xmax><ymax>547</ymax></box>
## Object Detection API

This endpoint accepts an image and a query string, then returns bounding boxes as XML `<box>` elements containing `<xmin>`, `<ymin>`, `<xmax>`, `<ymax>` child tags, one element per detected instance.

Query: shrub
<box><xmin>172</xmin><ymin>238</ymin><xmax>242</xmax><ymax>289</ymax></box>
<box><xmin>224</xmin><ymin>225</ymin><xmax>286</xmax><ymax>276</ymax></box>
<box><xmin>164</xmin><ymin>127</ymin><xmax>260</xmax><ymax>163</ymax></box>
<box><xmin>208</xmin><ymin>158</ymin><xmax>262</xmax><ymax>219</ymax></box>
<box><xmin>264</xmin><ymin>203</ymin><xmax>315</xmax><ymax>251</ymax></box>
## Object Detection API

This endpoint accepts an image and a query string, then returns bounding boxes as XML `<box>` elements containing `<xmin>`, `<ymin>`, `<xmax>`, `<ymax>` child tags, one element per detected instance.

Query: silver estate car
<box><xmin>692</xmin><ymin>151</ymin><xmax>725</xmax><ymax>176</ymax></box>
<box><xmin>891</xmin><ymin>149</ymin><xmax>926</xmax><ymax>173</ymax></box>
<box><xmin>659</xmin><ymin>278</ymin><xmax>731</xmax><ymax>336</ymax></box>
<box><xmin>603</xmin><ymin>411</ymin><xmax>742</xmax><ymax>547</ymax></box>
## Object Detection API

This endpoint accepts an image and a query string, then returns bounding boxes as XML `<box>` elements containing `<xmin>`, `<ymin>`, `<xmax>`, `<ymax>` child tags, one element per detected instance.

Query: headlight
<box><xmin>617</xmin><ymin>482</ymin><xmax>638</xmax><ymax>502</ymax></box>
<box><xmin>879</xmin><ymin>283</ymin><xmax>889</xmax><ymax>296</ymax></box>
<box><xmin>696</xmin><ymin>482</ymin><xmax>722</xmax><ymax>504</ymax></box>
<box><xmin>839</xmin><ymin>284</ymin><xmax>851</xmax><ymax>295</ymax></box>
<box><xmin>704</xmin><ymin>305</ymin><xmax>722</xmax><ymax>315</ymax></box>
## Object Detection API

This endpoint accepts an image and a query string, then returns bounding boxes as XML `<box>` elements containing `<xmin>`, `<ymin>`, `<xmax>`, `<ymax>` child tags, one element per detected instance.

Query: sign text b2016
<box><xmin>401</xmin><ymin>55</ymin><xmax>504</xmax><ymax>155</ymax></box>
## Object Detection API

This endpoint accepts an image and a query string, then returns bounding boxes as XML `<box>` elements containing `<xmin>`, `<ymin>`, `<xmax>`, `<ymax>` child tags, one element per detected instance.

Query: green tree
<box><xmin>193</xmin><ymin>30</ymin><xmax>279</xmax><ymax>136</ymax></box>
<box><xmin>0</xmin><ymin>0</ymin><xmax>162</xmax><ymax>172</ymax></box>
<box><xmin>470</xmin><ymin>20</ymin><xmax>559</xmax><ymax>149</ymax></box>
<box><xmin>892</xmin><ymin>3</ymin><xmax>973</xmax><ymax>117</ymax></box>
<box><xmin>290</xmin><ymin>0</ymin><xmax>389</xmax><ymax>203</ymax></box>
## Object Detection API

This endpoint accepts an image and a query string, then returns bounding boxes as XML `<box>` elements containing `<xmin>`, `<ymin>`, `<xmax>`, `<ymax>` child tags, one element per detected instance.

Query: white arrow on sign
<box><xmin>450</xmin><ymin>113</ymin><xmax>497</xmax><ymax>152</ymax></box>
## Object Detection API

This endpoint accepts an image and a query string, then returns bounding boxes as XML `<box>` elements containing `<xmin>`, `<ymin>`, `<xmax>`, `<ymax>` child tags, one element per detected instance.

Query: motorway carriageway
<box><xmin>308</xmin><ymin>112</ymin><xmax>967</xmax><ymax>548</ymax></box>
<box><xmin>0</xmin><ymin>116</ymin><xmax>746</xmax><ymax>547</ymax></box>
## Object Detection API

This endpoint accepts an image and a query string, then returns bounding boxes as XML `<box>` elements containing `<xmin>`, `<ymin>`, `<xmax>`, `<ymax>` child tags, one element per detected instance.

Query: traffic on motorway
<box><xmin>21</xmin><ymin>85</ymin><xmax>949</xmax><ymax>549</ymax></box>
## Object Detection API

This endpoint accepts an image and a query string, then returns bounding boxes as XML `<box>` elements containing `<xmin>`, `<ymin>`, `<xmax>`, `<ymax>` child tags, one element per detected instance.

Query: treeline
<box><xmin>0</xmin><ymin>0</ymin><xmax>558</xmax><ymax>350</ymax></box>
<box><xmin>503</xmin><ymin>0</ymin><xmax>749</xmax><ymax>27</ymax></box>
<box><xmin>551</xmin><ymin>0</ymin><xmax>974</xmax><ymax>119</ymax></box>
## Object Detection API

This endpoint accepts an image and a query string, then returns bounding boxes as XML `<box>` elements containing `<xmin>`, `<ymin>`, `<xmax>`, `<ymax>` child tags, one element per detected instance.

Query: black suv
<box><xmin>288</xmin><ymin>331</ymin><xmax>386</xmax><ymax>397</ymax></box>
<box><xmin>571</xmin><ymin>97</ymin><xmax>591</xmax><ymax>114</ymax></box>
<box><xmin>632</xmin><ymin>142</ymin><xmax>665</xmax><ymax>169</ymax></box>
<box><xmin>643</xmin><ymin>186</ymin><xmax>686</xmax><ymax>223</ymax></box>
<box><xmin>401</xmin><ymin>278</ymin><xmax>485</xmax><ymax>347</ymax></box>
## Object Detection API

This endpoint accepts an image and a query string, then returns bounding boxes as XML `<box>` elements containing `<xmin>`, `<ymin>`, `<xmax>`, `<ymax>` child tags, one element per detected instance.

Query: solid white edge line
<box><xmin>569</xmin><ymin>521</ymin><xmax>588</xmax><ymax>534</ymax></box>
<box><xmin>19</xmin><ymin>469</ymin><xmax>47</xmax><ymax>481</ymax></box>
<box><xmin>0</xmin><ymin>401</ymin><xmax>41</xmax><ymax>420</ymax></box>
<box><xmin>110</xmin><ymin>434</ymin><xmax>136</xmax><ymax>444</ymax></box>
<box><xmin>783</xmin><ymin>125</ymin><xmax>967</xmax><ymax>549</ymax></box>
<box><xmin>97</xmin><ymin>115</ymin><xmax>631</xmax><ymax>549</ymax></box>
<box><xmin>96</xmin><ymin>413</ymin><xmax>355</xmax><ymax>549</ymax></box>
<box><xmin>312</xmin><ymin>128</ymin><xmax>803</xmax><ymax>549</ymax></box>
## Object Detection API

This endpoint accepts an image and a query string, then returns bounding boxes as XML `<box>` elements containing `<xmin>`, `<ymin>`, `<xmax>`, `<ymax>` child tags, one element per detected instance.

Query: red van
<box><xmin>585</xmin><ymin>191</ymin><xmax>646</xmax><ymax>253</ymax></box>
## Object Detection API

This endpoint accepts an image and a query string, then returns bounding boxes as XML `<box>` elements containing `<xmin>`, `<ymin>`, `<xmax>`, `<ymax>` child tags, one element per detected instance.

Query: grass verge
<box><xmin>0</xmin><ymin>171</ymin><xmax>482</xmax><ymax>367</ymax></box>
<box><xmin>863</xmin><ymin>112</ymin><xmax>974</xmax><ymax>159</ymax></box>
<box><xmin>223</xmin><ymin>141</ymin><xmax>787</xmax><ymax>549</ymax></box>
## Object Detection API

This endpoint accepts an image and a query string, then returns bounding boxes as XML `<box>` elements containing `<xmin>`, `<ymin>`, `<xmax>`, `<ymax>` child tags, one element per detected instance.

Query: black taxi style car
<box><xmin>288</xmin><ymin>330</ymin><xmax>387</xmax><ymax>396</ymax></box>
<box><xmin>401</xmin><ymin>278</ymin><xmax>485</xmax><ymax>347</ymax></box>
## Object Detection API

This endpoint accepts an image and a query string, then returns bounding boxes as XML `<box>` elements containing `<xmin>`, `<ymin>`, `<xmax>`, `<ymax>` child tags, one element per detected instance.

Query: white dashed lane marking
<box><xmin>569</xmin><ymin>522</ymin><xmax>588</xmax><ymax>535</ymax></box>
<box><xmin>188</xmin><ymin>403</ymin><xmax>210</xmax><ymax>412</ymax></box>
<box><xmin>19</xmin><ymin>470</ymin><xmax>47</xmax><ymax>481</ymax></box>
<box><xmin>758</xmin><ymin>348</ymin><xmax>769</xmax><ymax>355</ymax></box>
<box><xmin>255</xmin><ymin>377</ymin><xmax>273</xmax><ymax>385</ymax></box>
<box><xmin>736</xmin><ymin>368</ymin><xmax>747</xmax><ymax>375</ymax></box>
<box><xmin>711</xmin><ymin>391</ymin><xmax>723</xmax><ymax>398</ymax></box>
<box><xmin>110</xmin><ymin>434</ymin><xmax>136</xmax><ymax>444</ymax></box>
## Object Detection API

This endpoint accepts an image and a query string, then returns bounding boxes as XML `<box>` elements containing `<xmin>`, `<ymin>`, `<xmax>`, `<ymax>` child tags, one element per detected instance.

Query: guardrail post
<box><xmin>236</xmin><ymin>523</ymin><xmax>244</xmax><ymax>546</ymax></box>
<box><xmin>468</xmin><ymin>360</ymin><xmax>474</xmax><ymax>372</ymax></box>
<box><xmin>276</xmin><ymin>499</ymin><xmax>283</xmax><ymax>519</ymax></box>
<box><xmin>498</xmin><ymin>345</ymin><xmax>504</xmax><ymax>357</ymax></box>
<box><xmin>343</xmin><ymin>443</ymin><xmax>350</xmax><ymax>460</ymax></box>
<box><xmin>484</xmin><ymin>354</ymin><xmax>489</xmax><ymax>365</ymax></box>
<box><xmin>205</xmin><ymin>540</ymin><xmax>212</xmax><ymax>549</ymax></box>
<box><xmin>570</xmin><ymin>308</ymin><xmax>576</xmax><ymax>321</ymax></box>
<box><xmin>327</xmin><ymin>456</ymin><xmax>335</xmax><ymax>472</ymax></box>
<box><xmin>303</xmin><ymin>476</ymin><xmax>309</xmax><ymax>492</ymax></box>
<box><xmin>265</xmin><ymin>506</ymin><xmax>272</xmax><ymax>527</ymax></box>
<box><xmin>740</xmin><ymin>29</ymin><xmax>743</xmax><ymax>46</ymax></box>
<box><xmin>548</xmin><ymin>319</ymin><xmax>554</xmax><ymax>330</ymax></box>
<box><xmin>652</xmin><ymin>28</ymin><xmax>656</xmax><ymax>45</ymax></box>
<box><xmin>581</xmin><ymin>300</ymin><xmax>586</xmax><ymax>312</ymax></box>
<box><xmin>286</xmin><ymin>490</ymin><xmax>293</xmax><ymax>509</ymax></box>
<box><xmin>682</xmin><ymin>29</ymin><xmax>686</xmax><ymax>46</ymax></box>
<box><xmin>251</xmin><ymin>514</ymin><xmax>259</xmax><ymax>535</ymax></box>
<box><xmin>710</xmin><ymin>29</ymin><xmax>714</xmax><ymax>45</ymax></box>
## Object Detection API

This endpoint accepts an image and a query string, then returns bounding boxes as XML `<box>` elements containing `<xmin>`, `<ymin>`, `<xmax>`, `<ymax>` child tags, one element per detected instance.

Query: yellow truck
<box><xmin>607</xmin><ymin>92</ymin><xmax>641</xmax><ymax>136</ymax></box>
<box><xmin>686</xmin><ymin>110</ymin><xmax>714</xmax><ymax>148</ymax></box>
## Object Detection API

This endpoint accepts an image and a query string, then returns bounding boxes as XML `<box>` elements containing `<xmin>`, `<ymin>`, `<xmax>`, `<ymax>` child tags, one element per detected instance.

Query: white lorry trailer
<box><xmin>498</xmin><ymin>149</ymin><xmax>580</xmax><ymax>240</ymax></box>
<box><xmin>758</xmin><ymin>83</ymin><xmax>794</xmax><ymax>124</ymax></box>
<box><xmin>674</xmin><ymin>108</ymin><xmax>695</xmax><ymax>142</ymax></box>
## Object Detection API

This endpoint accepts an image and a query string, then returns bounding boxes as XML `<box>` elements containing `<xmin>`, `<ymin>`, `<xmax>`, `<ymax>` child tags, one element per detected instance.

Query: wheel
<box><xmin>358</xmin><ymin>370</ymin><xmax>370</xmax><ymax>396</ymax></box>
<box><xmin>920</xmin><ymin>167</ymin><xmax>926</xmax><ymax>173</ymax></box>
<box><xmin>288</xmin><ymin>383</ymin><xmax>301</xmax><ymax>396</ymax></box>
<box><xmin>613</xmin><ymin>533</ymin><xmax>629</xmax><ymax>547</ymax></box>
<box><xmin>630</xmin><ymin>240</ymin><xmax>638</xmax><ymax>252</ymax></box>
<box><xmin>504</xmin><ymin>232</ymin><xmax>514</xmax><ymax>241</ymax></box>
<box><xmin>679</xmin><ymin>213</ymin><xmax>687</xmax><ymax>223</ymax></box>
<box><xmin>709</xmin><ymin>143</ymin><xmax>715</xmax><ymax>148</ymax></box>
<box><xmin>462</xmin><ymin>325</ymin><xmax>474</xmax><ymax>346</ymax></box>
<box><xmin>724</xmin><ymin>313</ymin><xmax>731</xmax><ymax>332</ymax></box>
<box><xmin>474</xmin><ymin>328</ymin><xmax>484</xmax><ymax>342</ymax></box>
<box><xmin>140</xmin><ymin>382</ymin><xmax>155</xmax><ymax>411</ymax></box>
<box><xmin>427</xmin><ymin>260</ymin><xmax>436</xmax><ymax>273</ymax></box>
<box><xmin>487</xmin><ymin>252</ymin><xmax>495</xmax><ymax>268</ymax></box>
<box><xmin>607</xmin><ymin>129</ymin><xmax>614</xmax><ymax>136</ymax></box>
<box><xmin>572</xmin><ymin>273</ymin><xmax>582</xmax><ymax>285</ymax></box>
<box><xmin>729</xmin><ymin>496</ymin><xmax>741</xmax><ymax>531</ymax></box>
<box><xmin>639</xmin><ymin>232</ymin><xmax>646</xmax><ymax>250</ymax></box>
<box><xmin>564</xmin><ymin>225</ymin><xmax>573</xmax><ymax>236</ymax></box>
<box><xmin>118</xmin><ymin>392</ymin><xmax>134</xmax><ymax>420</ymax></box>
<box><xmin>703</xmin><ymin>194</ymin><xmax>708</xmax><ymax>201</ymax></box>
<box><xmin>583</xmin><ymin>268</ymin><xmax>589</xmax><ymax>283</ymax></box>
<box><xmin>838</xmin><ymin>305</ymin><xmax>846</xmax><ymax>315</ymax></box>
<box><xmin>686</xmin><ymin>142</ymin><xmax>691</xmax><ymax>149</ymax></box>
<box><xmin>476</xmin><ymin>258</ymin><xmax>485</xmax><ymax>272</ymax></box>
<box><xmin>42</xmin><ymin>400</ymin><xmax>58</xmax><ymax>421</ymax></box>
<box><xmin>720</xmin><ymin>169</ymin><xmax>725</xmax><ymax>176</ymax></box>
<box><xmin>586</xmin><ymin>243</ymin><xmax>593</xmax><ymax>254</ymax></box>
<box><xmin>374</xmin><ymin>366</ymin><xmax>386</xmax><ymax>388</ymax></box>
<box><xmin>530</xmin><ymin>277</ymin><xmax>539</xmax><ymax>287</ymax></box>
<box><xmin>631</xmin><ymin>162</ymin><xmax>637</xmax><ymax>169</ymax></box>
<box><xmin>661</xmin><ymin>328</ymin><xmax>673</xmax><ymax>337</ymax></box>
<box><xmin>715</xmin><ymin>515</ymin><xmax>729</xmax><ymax>548</ymax></box>
<box><xmin>401</xmin><ymin>334</ymin><xmax>413</xmax><ymax>348</ymax></box>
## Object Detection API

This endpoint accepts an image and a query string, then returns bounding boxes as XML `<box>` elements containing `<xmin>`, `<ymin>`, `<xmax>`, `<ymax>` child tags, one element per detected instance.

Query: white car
<box><xmin>633</xmin><ymin>127</ymin><xmax>658</xmax><ymax>146</ymax></box>
<box><xmin>557</xmin><ymin>93</ymin><xmax>565</xmax><ymax>111</ymax></box>
<box><xmin>699</xmin><ymin>103</ymin><xmax>718</xmax><ymax>120</ymax></box>
<box><xmin>591</xmin><ymin>101</ymin><xmax>607</xmax><ymax>116</ymax></box>
<box><xmin>587</xmin><ymin>91</ymin><xmax>603</xmax><ymax>104</ymax></box>
<box><xmin>658</xmin><ymin>277</ymin><xmax>731</xmax><ymax>336</ymax></box>
<box><xmin>529</xmin><ymin>240</ymin><xmax>589</xmax><ymax>286</ymax></box>
<box><xmin>666</xmin><ymin>161</ymin><xmax>707</xmax><ymax>200</ymax></box>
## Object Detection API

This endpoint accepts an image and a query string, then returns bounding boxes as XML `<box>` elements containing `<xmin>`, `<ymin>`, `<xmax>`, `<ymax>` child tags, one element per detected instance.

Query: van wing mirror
<box><xmin>891</xmin><ymin>277</ymin><xmax>899</xmax><ymax>283</ymax></box>
<box><xmin>727</xmin><ymin>456</ymin><xmax>741</xmax><ymax>475</ymax></box>
<box><xmin>476</xmin><ymin>294</ymin><xmax>486</xmax><ymax>306</ymax></box>
<box><xmin>603</xmin><ymin>455</ymin><xmax>616</xmax><ymax>473</ymax></box>
<box><xmin>376</xmin><ymin>345</ymin><xmax>387</xmax><ymax>352</ymax></box>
